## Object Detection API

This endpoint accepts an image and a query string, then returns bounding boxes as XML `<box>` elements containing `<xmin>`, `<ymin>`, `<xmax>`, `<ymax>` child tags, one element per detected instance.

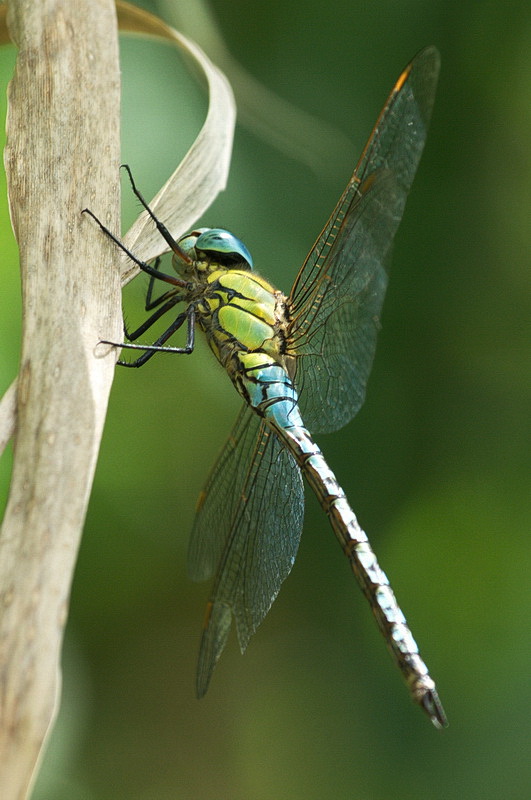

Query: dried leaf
<box><xmin>117</xmin><ymin>1</ymin><xmax>236</xmax><ymax>280</ymax></box>
<box><xmin>0</xmin><ymin>3</ymin><xmax>122</xmax><ymax>795</ymax></box>
<box><xmin>0</xmin><ymin>379</ymin><xmax>16</xmax><ymax>455</ymax></box>
<box><xmin>0</xmin><ymin>4</ymin><xmax>235</xmax><ymax>795</ymax></box>
<box><xmin>0</xmin><ymin>1</ymin><xmax>237</xmax><ymax>451</ymax></box>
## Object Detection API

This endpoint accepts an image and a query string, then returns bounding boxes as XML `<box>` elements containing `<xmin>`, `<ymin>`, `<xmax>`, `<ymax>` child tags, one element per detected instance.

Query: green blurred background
<box><xmin>1</xmin><ymin>1</ymin><xmax>530</xmax><ymax>797</ymax></box>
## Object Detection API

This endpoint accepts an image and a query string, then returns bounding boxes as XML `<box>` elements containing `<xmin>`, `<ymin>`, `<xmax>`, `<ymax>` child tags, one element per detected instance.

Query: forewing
<box><xmin>188</xmin><ymin>404</ymin><xmax>304</xmax><ymax>696</ymax></box>
<box><xmin>288</xmin><ymin>47</ymin><xmax>440</xmax><ymax>433</ymax></box>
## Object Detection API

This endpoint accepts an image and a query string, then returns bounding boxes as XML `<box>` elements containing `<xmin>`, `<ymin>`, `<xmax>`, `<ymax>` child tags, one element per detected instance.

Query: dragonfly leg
<box><xmin>120</xmin><ymin>164</ymin><xmax>191</xmax><ymax>263</ymax></box>
<box><xmin>82</xmin><ymin>207</ymin><xmax>189</xmax><ymax>289</ymax></box>
<box><xmin>143</xmin><ymin>258</ymin><xmax>181</xmax><ymax>311</ymax></box>
<box><xmin>101</xmin><ymin>307</ymin><xmax>196</xmax><ymax>368</ymax></box>
<box><xmin>123</xmin><ymin>292</ymin><xmax>182</xmax><ymax>342</ymax></box>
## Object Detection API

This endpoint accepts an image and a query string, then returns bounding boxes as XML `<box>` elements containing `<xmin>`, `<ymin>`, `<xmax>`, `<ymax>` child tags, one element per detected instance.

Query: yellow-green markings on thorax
<box><xmin>198</xmin><ymin>267</ymin><xmax>287</xmax><ymax>367</ymax></box>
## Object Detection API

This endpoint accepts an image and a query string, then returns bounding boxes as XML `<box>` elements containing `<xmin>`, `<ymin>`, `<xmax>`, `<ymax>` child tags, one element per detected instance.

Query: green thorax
<box><xmin>194</xmin><ymin>267</ymin><xmax>291</xmax><ymax>386</ymax></box>
<box><xmin>173</xmin><ymin>227</ymin><xmax>295</xmax><ymax>403</ymax></box>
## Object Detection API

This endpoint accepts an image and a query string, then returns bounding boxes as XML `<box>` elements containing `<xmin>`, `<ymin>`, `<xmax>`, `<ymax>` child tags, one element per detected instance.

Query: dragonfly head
<box><xmin>174</xmin><ymin>228</ymin><xmax>254</xmax><ymax>275</ymax></box>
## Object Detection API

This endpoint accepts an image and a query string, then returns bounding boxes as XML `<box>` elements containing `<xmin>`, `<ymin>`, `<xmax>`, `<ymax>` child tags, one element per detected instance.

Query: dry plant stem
<box><xmin>0</xmin><ymin>380</ymin><xmax>16</xmax><ymax>456</ymax></box>
<box><xmin>0</xmin><ymin>5</ymin><xmax>235</xmax><ymax>793</ymax></box>
<box><xmin>116</xmin><ymin>1</ymin><xmax>236</xmax><ymax>274</ymax></box>
<box><xmin>0</xmin><ymin>1</ymin><xmax>122</xmax><ymax>798</ymax></box>
<box><xmin>0</xmin><ymin>1</ymin><xmax>236</xmax><ymax>450</ymax></box>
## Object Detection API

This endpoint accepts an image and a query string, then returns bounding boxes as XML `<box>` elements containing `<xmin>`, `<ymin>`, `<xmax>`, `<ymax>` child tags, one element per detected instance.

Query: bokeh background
<box><xmin>1</xmin><ymin>1</ymin><xmax>530</xmax><ymax>798</ymax></box>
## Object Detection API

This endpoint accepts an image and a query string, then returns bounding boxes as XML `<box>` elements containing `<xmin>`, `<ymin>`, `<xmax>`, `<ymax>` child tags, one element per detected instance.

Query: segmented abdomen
<box><xmin>263</xmin><ymin>395</ymin><xmax>446</xmax><ymax>726</ymax></box>
<box><xmin>198</xmin><ymin>266</ymin><xmax>445</xmax><ymax>726</ymax></box>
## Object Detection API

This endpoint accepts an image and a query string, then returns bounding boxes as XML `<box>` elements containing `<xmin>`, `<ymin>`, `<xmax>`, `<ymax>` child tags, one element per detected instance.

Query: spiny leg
<box><xmin>123</xmin><ymin>292</ymin><xmax>183</xmax><ymax>342</ymax></box>
<box><xmin>102</xmin><ymin>307</ymin><xmax>196</xmax><ymax>368</ymax></box>
<box><xmin>120</xmin><ymin>164</ymin><xmax>191</xmax><ymax>263</ymax></box>
<box><xmin>143</xmin><ymin>258</ymin><xmax>181</xmax><ymax>312</ymax></box>
<box><xmin>82</xmin><ymin>207</ymin><xmax>189</xmax><ymax>289</ymax></box>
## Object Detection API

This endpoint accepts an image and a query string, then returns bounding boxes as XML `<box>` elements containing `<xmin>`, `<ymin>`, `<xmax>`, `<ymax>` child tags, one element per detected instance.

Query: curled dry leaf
<box><xmin>117</xmin><ymin>1</ymin><xmax>236</xmax><ymax>281</ymax></box>
<box><xmin>0</xmin><ymin>381</ymin><xmax>16</xmax><ymax>456</ymax></box>
<box><xmin>0</xmin><ymin>3</ymin><xmax>235</xmax><ymax>795</ymax></box>
<box><xmin>157</xmin><ymin>0</ymin><xmax>353</xmax><ymax>180</ymax></box>
<box><xmin>0</xmin><ymin>1</ymin><xmax>236</xmax><ymax>452</ymax></box>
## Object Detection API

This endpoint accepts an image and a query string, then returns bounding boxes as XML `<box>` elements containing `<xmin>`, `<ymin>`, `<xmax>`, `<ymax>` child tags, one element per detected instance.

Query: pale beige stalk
<box><xmin>0</xmin><ymin>2</ymin><xmax>235</xmax><ymax>797</ymax></box>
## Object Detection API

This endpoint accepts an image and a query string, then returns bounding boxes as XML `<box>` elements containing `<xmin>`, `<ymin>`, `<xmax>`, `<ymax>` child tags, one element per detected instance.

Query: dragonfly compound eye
<box><xmin>195</xmin><ymin>228</ymin><xmax>254</xmax><ymax>270</ymax></box>
<box><xmin>177</xmin><ymin>228</ymin><xmax>210</xmax><ymax>263</ymax></box>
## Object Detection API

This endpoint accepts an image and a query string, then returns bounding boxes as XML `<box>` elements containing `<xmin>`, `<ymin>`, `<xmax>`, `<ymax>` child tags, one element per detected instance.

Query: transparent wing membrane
<box><xmin>289</xmin><ymin>46</ymin><xmax>440</xmax><ymax>433</ymax></box>
<box><xmin>188</xmin><ymin>405</ymin><xmax>304</xmax><ymax>696</ymax></box>
<box><xmin>101</xmin><ymin>48</ymin><xmax>444</xmax><ymax>724</ymax></box>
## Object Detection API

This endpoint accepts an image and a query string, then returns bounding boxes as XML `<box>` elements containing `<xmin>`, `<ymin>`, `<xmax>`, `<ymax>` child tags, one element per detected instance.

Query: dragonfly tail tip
<box><xmin>421</xmin><ymin>688</ymin><xmax>448</xmax><ymax>729</ymax></box>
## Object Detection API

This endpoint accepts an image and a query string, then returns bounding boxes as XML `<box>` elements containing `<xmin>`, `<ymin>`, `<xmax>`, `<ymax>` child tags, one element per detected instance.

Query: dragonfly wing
<box><xmin>188</xmin><ymin>403</ymin><xmax>304</xmax><ymax>697</ymax></box>
<box><xmin>288</xmin><ymin>46</ymin><xmax>440</xmax><ymax>433</ymax></box>
<box><xmin>188</xmin><ymin>404</ymin><xmax>259</xmax><ymax>583</ymax></box>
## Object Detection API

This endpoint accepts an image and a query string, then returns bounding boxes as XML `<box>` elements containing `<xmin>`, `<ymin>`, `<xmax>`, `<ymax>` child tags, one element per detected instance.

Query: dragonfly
<box><xmin>86</xmin><ymin>46</ymin><xmax>446</xmax><ymax>727</ymax></box>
